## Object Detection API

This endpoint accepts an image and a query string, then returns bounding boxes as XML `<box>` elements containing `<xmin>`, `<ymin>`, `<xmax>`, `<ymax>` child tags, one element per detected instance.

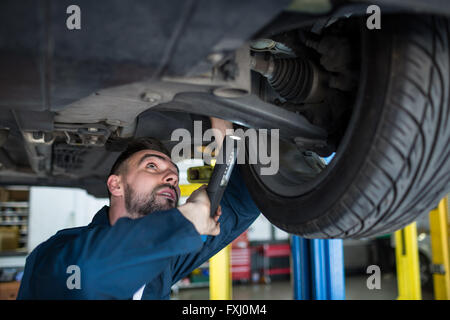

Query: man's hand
<box><xmin>178</xmin><ymin>118</ymin><xmax>231</xmax><ymax>235</ymax></box>
<box><xmin>209</xmin><ymin>117</ymin><xmax>234</xmax><ymax>151</ymax></box>
<box><xmin>178</xmin><ymin>185</ymin><xmax>222</xmax><ymax>236</ymax></box>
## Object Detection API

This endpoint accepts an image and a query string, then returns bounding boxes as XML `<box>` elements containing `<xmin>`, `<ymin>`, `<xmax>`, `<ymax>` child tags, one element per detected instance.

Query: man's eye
<box><xmin>146</xmin><ymin>163</ymin><xmax>156</xmax><ymax>169</ymax></box>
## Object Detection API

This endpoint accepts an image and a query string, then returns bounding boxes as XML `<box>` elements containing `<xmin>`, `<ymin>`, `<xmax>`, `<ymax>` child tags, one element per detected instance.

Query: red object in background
<box><xmin>266</xmin><ymin>268</ymin><xmax>291</xmax><ymax>276</ymax></box>
<box><xmin>256</xmin><ymin>243</ymin><xmax>291</xmax><ymax>282</ymax></box>
<box><xmin>232</xmin><ymin>231</ymin><xmax>249</xmax><ymax>249</ymax></box>
<box><xmin>231</xmin><ymin>231</ymin><xmax>251</xmax><ymax>281</ymax></box>
<box><xmin>262</xmin><ymin>243</ymin><xmax>291</xmax><ymax>257</ymax></box>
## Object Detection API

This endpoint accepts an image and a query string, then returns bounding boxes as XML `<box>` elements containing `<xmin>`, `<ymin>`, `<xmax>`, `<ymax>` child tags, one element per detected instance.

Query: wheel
<box><xmin>241</xmin><ymin>14</ymin><xmax>450</xmax><ymax>238</ymax></box>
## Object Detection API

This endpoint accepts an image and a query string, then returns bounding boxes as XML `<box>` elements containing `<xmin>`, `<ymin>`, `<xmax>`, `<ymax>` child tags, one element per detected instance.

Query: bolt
<box><xmin>32</xmin><ymin>131</ymin><xmax>44</xmax><ymax>140</ymax></box>
<box><xmin>250</xmin><ymin>39</ymin><xmax>276</xmax><ymax>51</ymax></box>
<box><xmin>44</xmin><ymin>133</ymin><xmax>54</xmax><ymax>143</ymax></box>
<box><xmin>88</xmin><ymin>127</ymin><xmax>98</xmax><ymax>133</ymax></box>
<box><xmin>141</xmin><ymin>92</ymin><xmax>161</xmax><ymax>103</ymax></box>
<box><xmin>207</xmin><ymin>53</ymin><xmax>224</xmax><ymax>64</ymax></box>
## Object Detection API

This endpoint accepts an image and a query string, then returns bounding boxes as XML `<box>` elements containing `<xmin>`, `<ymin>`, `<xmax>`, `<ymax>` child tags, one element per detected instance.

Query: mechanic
<box><xmin>17</xmin><ymin>118</ymin><xmax>261</xmax><ymax>299</ymax></box>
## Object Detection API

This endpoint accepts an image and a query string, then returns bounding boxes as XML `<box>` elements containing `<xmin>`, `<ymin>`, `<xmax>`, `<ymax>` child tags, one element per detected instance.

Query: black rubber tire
<box><xmin>241</xmin><ymin>15</ymin><xmax>450</xmax><ymax>238</ymax></box>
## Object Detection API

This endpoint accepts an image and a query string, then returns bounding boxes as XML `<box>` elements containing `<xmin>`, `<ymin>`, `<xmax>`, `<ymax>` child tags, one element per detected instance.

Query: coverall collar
<box><xmin>88</xmin><ymin>205</ymin><xmax>111</xmax><ymax>227</ymax></box>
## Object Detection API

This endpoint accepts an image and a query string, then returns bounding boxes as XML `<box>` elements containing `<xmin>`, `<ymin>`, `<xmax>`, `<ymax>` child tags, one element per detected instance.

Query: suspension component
<box><xmin>250</xmin><ymin>55</ymin><xmax>329</xmax><ymax>104</ymax></box>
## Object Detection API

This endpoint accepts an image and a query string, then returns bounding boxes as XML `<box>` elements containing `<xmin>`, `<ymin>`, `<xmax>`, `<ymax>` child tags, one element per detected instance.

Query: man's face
<box><xmin>120</xmin><ymin>149</ymin><xmax>180</xmax><ymax>218</ymax></box>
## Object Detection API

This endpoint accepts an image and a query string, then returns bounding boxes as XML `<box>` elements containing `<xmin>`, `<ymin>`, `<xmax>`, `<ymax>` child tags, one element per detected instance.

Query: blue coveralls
<box><xmin>17</xmin><ymin>166</ymin><xmax>260</xmax><ymax>299</ymax></box>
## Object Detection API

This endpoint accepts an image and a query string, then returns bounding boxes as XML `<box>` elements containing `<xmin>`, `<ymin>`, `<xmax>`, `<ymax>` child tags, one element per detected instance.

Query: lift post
<box><xmin>429</xmin><ymin>196</ymin><xmax>450</xmax><ymax>300</ymax></box>
<box><xmin>291</xmin><ymin>236</ymin><xmax>345</xmax><ymax>300</ymax></box>
<box><xmin>209</xmin><ymin>245</ymin><xmax>232</xmax><ymax>300</ymax></box>
<box><xmin>395</xmin><ymin>222</ymin><xmax>422</xmax><ymax>300</ymax></box>
<box><xmin>180</xmin><ymin>183</ymin><xmax>203</xmax><ymax>197</ymax></box>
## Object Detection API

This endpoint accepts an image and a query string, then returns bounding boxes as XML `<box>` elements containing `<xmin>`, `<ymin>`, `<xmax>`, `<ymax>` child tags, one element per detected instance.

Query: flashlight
<box><xmin>206</xmin><ymin>134</ymin><xmax>241</xmax><ymax>217</ymax></box>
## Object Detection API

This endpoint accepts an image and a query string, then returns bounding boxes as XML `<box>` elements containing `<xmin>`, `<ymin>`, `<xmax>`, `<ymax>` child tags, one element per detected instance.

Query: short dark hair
<box><xmin>107</xmin><ymin>137</ymin><xmax>171</xmax><ymax>198</ymax></box>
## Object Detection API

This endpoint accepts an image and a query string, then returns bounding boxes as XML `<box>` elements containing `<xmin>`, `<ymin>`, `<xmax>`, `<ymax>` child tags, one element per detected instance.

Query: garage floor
<box><xmin>171</xmin><ymin>274</ymin><xmax>434</xmax><ymax>300</ymax></box>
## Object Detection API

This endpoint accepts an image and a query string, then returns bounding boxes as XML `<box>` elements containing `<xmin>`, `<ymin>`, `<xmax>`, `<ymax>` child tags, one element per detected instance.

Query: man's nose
<box><xmin>162</xmin><ymin>170</ymin><xmax>178</xmax><ymax>186</ymax></box>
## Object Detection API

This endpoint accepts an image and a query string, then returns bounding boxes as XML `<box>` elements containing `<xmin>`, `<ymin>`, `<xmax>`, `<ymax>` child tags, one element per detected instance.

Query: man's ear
<box><xmin>107</xmin><ymin>174</ymin><xmax>124</xmax><ymax>197</ymax></box>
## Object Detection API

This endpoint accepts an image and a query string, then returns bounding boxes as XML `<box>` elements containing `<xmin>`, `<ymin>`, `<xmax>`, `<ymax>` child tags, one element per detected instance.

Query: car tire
<box><xmin>241</xmin><ymin>15</ymin><xmax>450</xmax><ymax>238</ymax></box>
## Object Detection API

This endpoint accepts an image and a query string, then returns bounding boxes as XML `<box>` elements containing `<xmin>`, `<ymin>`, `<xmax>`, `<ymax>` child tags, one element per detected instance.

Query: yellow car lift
<box><xmin>395</xmin><ymin>222</ymin><xmax>422</xmax><ymax>300</ymax></box>
<box><xmin>209</xmin><ymin>245</ymin><xmax>232</xmax><ymax>300</ymax></box>
<box><xmin>395</xmin><ymin>195</ymin><xmax>450</xmax><ymax>300</ymax></box>
<box><xmin>429</xmin><ymin>196</ymin><xmax>450</xmax><ymax>300</ymax></box>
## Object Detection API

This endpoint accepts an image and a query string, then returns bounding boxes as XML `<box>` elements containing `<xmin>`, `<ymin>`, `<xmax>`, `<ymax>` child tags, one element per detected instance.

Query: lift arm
<box><xmin>429</xmin><ymin>196</ymin><xmax>450</xmax><ymax>300</ymax></box>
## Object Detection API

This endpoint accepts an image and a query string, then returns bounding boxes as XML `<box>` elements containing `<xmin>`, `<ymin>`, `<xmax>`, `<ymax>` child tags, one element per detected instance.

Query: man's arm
<box><xmin>18</xmin><ymin>208</ymin><xmax>204</xmax><ymax>299</ymax></box>
<box><xmin>170</xmin><ymin>117</ymin><xmax>261</xmax><ymax>284</ymax></box>
<box><xmin>170</xmin><ymin>164</ymin><xmax>260</xmax><ymax>284</ymax></box>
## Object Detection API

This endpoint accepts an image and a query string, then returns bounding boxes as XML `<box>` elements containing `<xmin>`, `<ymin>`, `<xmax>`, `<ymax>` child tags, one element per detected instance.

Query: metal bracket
<box><xmin>54</xmin><ymin>123</ymin><xmax>112</xmax><ymax>147</ymax></box>
<box><xmin>431</xmin><ymin>264</ymin><xmax>446</xmax><ymax>275</ymax></box>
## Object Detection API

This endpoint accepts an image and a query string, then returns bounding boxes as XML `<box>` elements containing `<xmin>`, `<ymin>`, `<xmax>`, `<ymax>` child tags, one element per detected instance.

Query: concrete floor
<box><xmin>171</xmin><ymin>273</ymin><xmax>434</xmax><ymax>300</ymax></box>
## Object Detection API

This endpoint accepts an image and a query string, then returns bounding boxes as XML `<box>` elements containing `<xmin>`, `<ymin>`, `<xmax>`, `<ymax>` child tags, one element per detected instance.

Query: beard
<box><xmin>124</xmin><ymin>183</ymin><xmax>178</xmax><ymax>218</ymax></box>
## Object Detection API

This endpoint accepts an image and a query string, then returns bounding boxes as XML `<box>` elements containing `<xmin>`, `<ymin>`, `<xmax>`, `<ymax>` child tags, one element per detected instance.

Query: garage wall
<box><xmin>28</xmin><ymin>187</ymin><xmax>109</xmax><ymax>253</ymax></box>
<box><xmin>0</xmin><ymin>187</ymin><xmax>108</xmax><ymax>268</ymax></box>
<box><xmin>248</xmin><ymin>214</ymin><xmax>289</xmax><ymax>241</ymax></box>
